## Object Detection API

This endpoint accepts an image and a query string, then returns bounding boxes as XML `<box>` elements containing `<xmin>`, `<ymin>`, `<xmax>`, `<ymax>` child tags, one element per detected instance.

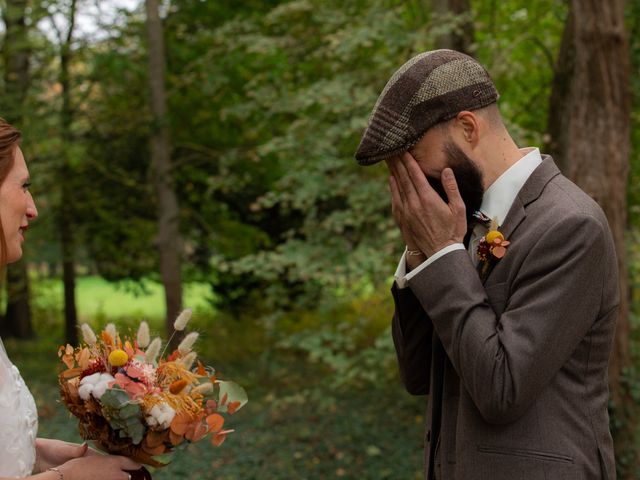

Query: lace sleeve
<box><xmin>0</xmin><ymin>337</ymin><xmax>38</xmax><ymax>477</ymax></box>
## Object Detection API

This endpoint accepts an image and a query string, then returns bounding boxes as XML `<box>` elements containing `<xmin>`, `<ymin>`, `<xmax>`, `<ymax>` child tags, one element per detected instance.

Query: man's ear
<box><xmin>455</xmin><ymin>111</ymin><xmax>480</xmax><ymax>145</ymax></box>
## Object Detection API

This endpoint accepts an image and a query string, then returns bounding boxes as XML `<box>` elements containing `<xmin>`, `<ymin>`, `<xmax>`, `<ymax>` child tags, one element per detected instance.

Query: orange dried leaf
<box><xmin>227</xmin><ymin>401</ymin><xmax>241</xmax><ymax>415</ymax></box>
<box><xmin>197</xmin><ymin>361</ymin><xmax>206</xmax><ymax>376</ymax></box>
<box><xmin>205</xmin><ymin>399</ymin><xmax>218</xmax><ymax>414</ymax></box>
<box><xmin>211</xmin><ymin>429</ymin><xmax>234</xmax><ymax>447</ymax></box>
<box><xmin>170</xmin><ymin>412</ymin><xmax>193</xmax><ymax>436</ymax></box>
<box><xmin>101</xmin><ymin>331</ymin><xmax>113</xmax><ymax>345</ymax></box>
<box><xmin>145</xmin><ymin>429</ymin><xmax>168</xmax><ymax>449</ymax></box>
<box><xmin>206</xmin><ymin>413</ymin><xmax>224</xmax><ymax>433</ymax></box>
<box><xmin>169</xmin><ymin>430</ymin><xmax>184</xmax><ymax>446</ymax></box>
<box><xmin>142</xmin><ymin>442</ymin><xmax>166</xmax><ymax>456</ymax></box>
<box><xmin>493</xmin><ymin>246</ymin><xmax>506</xmax><ymax>258</ymax></box>
<box><xmin>76</xmin><ymin>348</ymin><xmax>91</xmax><ymax>370</ymax></box>
<box><xmin>187</xmin><ymin>421</ymin><xmax>208</xmax><ymax>442</ymax></box>
<box><xmin>169</xmin><ymin>379</ymin><xmax>188</xmax><ymax>395</ymax></box>
<box><xmin>61</xmin><ymin>367</ymin><xmax>83</xmax><ymax>379</ymax></box>
<box><xmin>220</xmin><ymin>393</ymin><xmax>228</xmax><ymax>406</ymax></box>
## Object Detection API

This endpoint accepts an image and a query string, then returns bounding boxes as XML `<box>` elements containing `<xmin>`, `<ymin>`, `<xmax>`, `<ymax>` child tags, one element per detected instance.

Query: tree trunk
<box><xmin>145</xmin><ymin>0</ymin><xmax>183</xmax><ymax>340</ymax></box>
<box><xmin>546</xmin><ymin>1</ymin><xmax>635</xmax><ymax>475</ymax></box>
<box><xmin>1</xmin><ymin>0</ymin><xmax>34</xmax><ymax>339</ymax></box>
<box><xmin>59</xmin><ymin>0</ymin><xmax>78</xmax><ymax>345</ymax></box>
<box><xmin>431</xmin><ymin>0</ymin><xmax>475</xmax><ymax>55</ymax></box>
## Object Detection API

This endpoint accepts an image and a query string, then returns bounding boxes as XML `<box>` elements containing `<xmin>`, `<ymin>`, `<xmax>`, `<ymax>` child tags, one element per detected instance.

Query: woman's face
<box><xmin>0</xmin><ymin>146</ymin><xmax>38</xmax><ymax>264</ymax></box>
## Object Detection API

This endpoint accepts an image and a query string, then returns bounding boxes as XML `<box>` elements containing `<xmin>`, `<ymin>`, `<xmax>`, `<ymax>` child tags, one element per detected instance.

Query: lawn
<box><xmin>4</xmin><ymin>276</ymin><xmax>426</xmax><ymax>479</ymax></box>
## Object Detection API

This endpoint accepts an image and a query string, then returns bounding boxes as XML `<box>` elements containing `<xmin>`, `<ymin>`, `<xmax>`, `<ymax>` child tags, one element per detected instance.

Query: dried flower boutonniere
<box><xmin>476</xmin><ymin>218</ymin><xmax>510</xmax><ymax>279</ymax></box>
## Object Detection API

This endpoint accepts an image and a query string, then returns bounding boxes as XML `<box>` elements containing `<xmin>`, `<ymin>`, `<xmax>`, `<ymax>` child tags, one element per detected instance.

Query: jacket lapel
<box><xmin>479</xmin><ymin>156</ymin><xmax>561</xmax><ymax>284</ymax></box>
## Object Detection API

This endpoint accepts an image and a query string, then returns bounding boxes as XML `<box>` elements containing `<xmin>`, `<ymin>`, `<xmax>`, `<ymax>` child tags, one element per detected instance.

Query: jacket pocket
<box><xmin>477</xmin><ymin>445</ymin><xmax>574</xmax><ymax>464</ymax></box>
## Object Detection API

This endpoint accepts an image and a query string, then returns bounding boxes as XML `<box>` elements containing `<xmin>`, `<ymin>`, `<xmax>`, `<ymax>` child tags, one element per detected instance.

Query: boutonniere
<box><xmin>476</xmin><ymin>218</ymin><xmax>510</xmax><ymax>278</ymax></box>
<box><xmin>477</xmin><ymin>230</ymin><xmax>510</xmax><ymax>262</ymax></box>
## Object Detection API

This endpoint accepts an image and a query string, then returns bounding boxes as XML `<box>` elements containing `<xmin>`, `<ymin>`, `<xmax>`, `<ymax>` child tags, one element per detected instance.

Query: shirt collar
<box><xmin>479</xmin><ymin>147</ymin><xmax>543</xmax><ymax>226</ymax></box>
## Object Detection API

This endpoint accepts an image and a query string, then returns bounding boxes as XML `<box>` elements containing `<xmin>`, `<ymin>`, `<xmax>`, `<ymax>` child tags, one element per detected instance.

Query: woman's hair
<box><xmin>0</xmin><ymin>118</ymin><xmax>22</xmax><ymax>266</ymax></box>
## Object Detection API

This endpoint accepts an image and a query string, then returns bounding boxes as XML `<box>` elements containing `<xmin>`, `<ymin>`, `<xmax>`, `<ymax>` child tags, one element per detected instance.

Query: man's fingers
<box><xmin>388</xmin><ymin>175</ymin><xmax>403</xmax><ymax>219</ymax></box>
<box><xmin>400</xmin><ymin>152</ymin><xmax>440</xmax><ymax>204</ymax></box>
<box><xmin>441</xmin><ymin>168</ymin><xmax>465</xmax><ymax>215</ymax></box>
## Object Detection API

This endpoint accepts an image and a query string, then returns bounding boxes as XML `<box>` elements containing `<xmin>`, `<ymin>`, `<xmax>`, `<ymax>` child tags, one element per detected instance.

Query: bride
<box><xmin>0</xmin><ymin>118</ymin><xmax>141</xmax><ymax>480</ymax></box>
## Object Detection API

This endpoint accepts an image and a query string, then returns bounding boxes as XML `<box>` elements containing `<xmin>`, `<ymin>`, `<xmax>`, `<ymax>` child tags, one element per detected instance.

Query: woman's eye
<box><xmin>22</xmin><ymin>182</ymin><xmax>31</xmax><ymax>191</ymax></box>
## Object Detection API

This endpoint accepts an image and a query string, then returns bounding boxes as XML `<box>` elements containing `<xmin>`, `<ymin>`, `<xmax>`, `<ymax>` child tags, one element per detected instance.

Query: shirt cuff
<box><xmin>394</xmin><ymin>243</ymin><xmax>466</xmax><ymax>289</ymax></box>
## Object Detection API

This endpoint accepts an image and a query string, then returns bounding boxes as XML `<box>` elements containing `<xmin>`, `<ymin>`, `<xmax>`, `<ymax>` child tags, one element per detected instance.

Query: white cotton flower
<box><xmin>81</xmin><ymin>324</ymin><xmax>97</xmax><ymax>346</ymax></box>
<box><xmin>105</xmin><ymin>323</ymin><xmax>117</xmax><ymax>343</ymax></box>
<box><xmin>145</xmin><ymin>337</ymin><xmax>162</xmax><ymax>364</ymax></box>
<box><xmin>192</xmin><ymin>382</ymin><xmax>213</xmax><ymax>395</ymax></box>
<box><xmin>137</xmin><ymin>321</ymin><xmax>150</xmax><ymax>348</ymax></box>
<box><xmin>78</xmin><ymin>373</ymin><xmax>115</xmax><ymax>401</ymax></box>
<box><xmin>173</xmin><ymin>308</ymin><xmax>192</xmax><ymax>331</ymax></box>
<box><xmin>177</xmin><ymin>332</ymin><xmax>199</xmax><ymax>355</ymax></box>
<box><xmin>180</xmin><ymin>351</ymin><xmax>197</xmax><ymax>369</ymax></box>
<box><xmin>146</xmin><ymin>403</ymin><xmax>176</xmax><ymax>430</ymax></box>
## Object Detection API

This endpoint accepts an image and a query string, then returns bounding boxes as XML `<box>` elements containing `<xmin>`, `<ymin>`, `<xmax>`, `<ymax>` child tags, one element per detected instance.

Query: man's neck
<box><xmin>480</xmin><ymin>132</ymin><xmax>523</xmax><ymax>190</ymax></box>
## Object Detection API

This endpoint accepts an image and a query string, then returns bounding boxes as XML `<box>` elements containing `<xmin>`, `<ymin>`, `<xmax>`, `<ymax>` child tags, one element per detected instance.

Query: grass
<box><xmin>3</xmin><ymin>276</ymin><xmax>426</xmax><ymax>479</ymax></box>
<box><xmin>31</xmin><ymin>276</ymin><xmax>214</xmax><ymax>321</ymax></box>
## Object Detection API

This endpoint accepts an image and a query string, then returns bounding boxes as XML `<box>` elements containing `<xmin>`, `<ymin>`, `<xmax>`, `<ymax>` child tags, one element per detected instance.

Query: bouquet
<box><xmin>57</xmin><ymin>309</ymin><xmax>247</xmax><ymax>467</ymax></box>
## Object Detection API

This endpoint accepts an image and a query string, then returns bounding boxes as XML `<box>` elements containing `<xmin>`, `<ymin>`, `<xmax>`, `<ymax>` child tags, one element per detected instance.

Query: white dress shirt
<box><xmin>394</xmin><ymin>147</ymin><xmax>543</xmax><ymax>288</ymax></box>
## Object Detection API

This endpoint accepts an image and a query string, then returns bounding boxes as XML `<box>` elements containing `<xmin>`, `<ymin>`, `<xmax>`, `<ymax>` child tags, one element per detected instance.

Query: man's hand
<box><xmin>386</xmin><ymin>152</ymin><xmax>467</xmax><ymax>258</ymax></box>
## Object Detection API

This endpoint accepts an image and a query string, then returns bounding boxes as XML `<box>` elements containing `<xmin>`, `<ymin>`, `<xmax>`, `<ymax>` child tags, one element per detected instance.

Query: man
<box><xmin>355</xmin><ymin>50</ymin><xmax>618</xmax><ymax>479</ymax></box>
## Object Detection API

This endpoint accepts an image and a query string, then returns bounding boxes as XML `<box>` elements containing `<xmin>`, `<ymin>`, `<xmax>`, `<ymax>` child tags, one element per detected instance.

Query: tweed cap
<box><xmin>355</xmin><ymin>49</ymin><xmax>499</xmax><ymax>165</ymax></box>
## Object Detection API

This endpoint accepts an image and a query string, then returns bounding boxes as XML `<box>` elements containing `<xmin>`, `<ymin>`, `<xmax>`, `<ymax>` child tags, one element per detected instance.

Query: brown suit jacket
<box><xmin>392</xmin><ymin>157</ymin><xmax>618</xmax><ymax>479</ymax></box>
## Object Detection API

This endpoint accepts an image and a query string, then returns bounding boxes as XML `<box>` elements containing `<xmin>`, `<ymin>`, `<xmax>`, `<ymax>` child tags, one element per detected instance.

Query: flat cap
<box><xmin>355</xmin><ymin>49</ymin><xmax>499</xmax><ymax>165</ymax></box>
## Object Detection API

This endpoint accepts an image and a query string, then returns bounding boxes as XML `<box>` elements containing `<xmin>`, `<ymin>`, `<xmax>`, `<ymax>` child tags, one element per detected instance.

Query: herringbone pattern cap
<box><xmin>355</xmin><ymin>49</ymin><xmax>499</xmax><ymax>165</ymax></box>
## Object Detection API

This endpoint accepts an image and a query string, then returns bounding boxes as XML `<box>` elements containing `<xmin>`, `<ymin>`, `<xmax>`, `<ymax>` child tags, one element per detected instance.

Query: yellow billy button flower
<box><xmin>485</xmin><ymin>230</ymin><xmax>504</xmax><ymax>244</ymax></box>
<box><xmin>108</xmin><ymin>349</ymin><xmax>129</xmax><ymax>367</ymax></box>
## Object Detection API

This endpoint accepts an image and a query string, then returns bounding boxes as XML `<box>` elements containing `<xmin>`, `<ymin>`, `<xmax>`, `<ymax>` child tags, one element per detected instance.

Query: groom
<box><xmin>355</xmin><ymin>50</ymin><xmax>618</xmax><ymax>479</ymax></box>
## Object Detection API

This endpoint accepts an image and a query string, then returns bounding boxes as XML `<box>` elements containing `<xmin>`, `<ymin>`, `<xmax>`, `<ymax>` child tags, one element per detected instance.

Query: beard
<box><xmin>425</xmin><ymin>140</ymin><xmax>484</xmax><ymax>226</ymax></box>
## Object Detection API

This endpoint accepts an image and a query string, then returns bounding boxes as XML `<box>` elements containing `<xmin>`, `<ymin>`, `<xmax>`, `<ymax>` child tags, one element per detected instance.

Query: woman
<box><xmin>0</xmin><ymin>118</ymin><xmax>140</xmax><ymax>480</ymax></box>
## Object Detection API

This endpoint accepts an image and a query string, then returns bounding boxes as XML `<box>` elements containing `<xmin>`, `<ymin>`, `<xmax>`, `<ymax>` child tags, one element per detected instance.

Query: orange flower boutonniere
<box><xmin>477</xmin><ymin>230</ymin><xmax>510</xmax><ymax>263</ymax></box>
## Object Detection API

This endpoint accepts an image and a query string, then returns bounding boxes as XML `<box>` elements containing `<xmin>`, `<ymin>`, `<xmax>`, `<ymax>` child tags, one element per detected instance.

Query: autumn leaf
<box><xmin>211</xmin><ymin>429</ymin><xmax>234</xmax><ymax>447</ymax></box>
<box><xmin>206</xmin><ymin>413</ymin><xmax>224</xmax><ymax>433</ymax></box>
<box><xmin>227</xmin><ymin>401</ymin><xmax>241</xmax><ymax>415</ymax></box>
<box><xmin>187</xmin><ymin>421</ymin><xmax>208</xmax><ymax>442</ymax></box>
<box><xmin>169</xmin><ymin>379</ymin><xmax>188</xmax><ymax>395</ymax></box>
<box><xmin>169</xmin><ymin>430</ymin><xmax>184</xmax><ymax>446</ymax></box>
<box><xmin>76</xmin><ymin>348</ymin><xmax>91</xmax><ymax>370</ymax></box>
<box><xmin>170</xmin><ymin>412</ymin><xmax>194</xmax><ymax>436</ymax></box>
<box><xmin>145</xmin><ymin>429</ymin><xmax>168</xmax><ymax>449</ymax></box>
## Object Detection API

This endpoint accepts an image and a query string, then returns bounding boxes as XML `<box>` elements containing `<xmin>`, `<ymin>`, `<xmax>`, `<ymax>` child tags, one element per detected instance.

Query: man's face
<box><xmin>408</xmin><ymin>127</ymin><xmax>484</xmax><ymax>225</ymax></box>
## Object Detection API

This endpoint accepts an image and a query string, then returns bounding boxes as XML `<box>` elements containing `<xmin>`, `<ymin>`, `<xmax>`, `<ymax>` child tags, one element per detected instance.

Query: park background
<box><xmin>1</xmin><ymin>0</ymin><xmax>639</xmax><ymax>478</ymax></box>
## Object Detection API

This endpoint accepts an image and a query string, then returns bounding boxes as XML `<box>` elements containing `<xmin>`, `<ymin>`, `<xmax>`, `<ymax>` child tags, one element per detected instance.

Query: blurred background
<box><xmin>0</xmin><ymin>0</ymin><xmax>639</xmax><ymax>478</ymax></box>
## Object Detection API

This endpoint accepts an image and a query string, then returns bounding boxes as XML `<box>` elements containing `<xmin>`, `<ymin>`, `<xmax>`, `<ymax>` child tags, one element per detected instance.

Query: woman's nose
<box><xmin>26</xmin><ymin>192</ymin><xmax>38</xmax><ymax>219</ymax></box>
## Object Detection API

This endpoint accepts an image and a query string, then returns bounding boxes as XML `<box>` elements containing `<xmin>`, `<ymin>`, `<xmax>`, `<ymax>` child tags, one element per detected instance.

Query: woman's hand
<box><xmin>55</xmin><ymin>454</ymin><xmax>141</xmax><ymax>480</ymax></box>
<box><xmin>34</xmin><ymin>438</ymin><xmax>98</xmax><ymax>473</ymax></box>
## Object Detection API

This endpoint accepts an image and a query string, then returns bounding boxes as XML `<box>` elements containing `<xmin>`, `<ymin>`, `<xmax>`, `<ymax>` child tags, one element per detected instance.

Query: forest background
<box><xmin>1</xmin><ymin>0</ymin><xmax>639</xmax><ymax>479</ymax></box>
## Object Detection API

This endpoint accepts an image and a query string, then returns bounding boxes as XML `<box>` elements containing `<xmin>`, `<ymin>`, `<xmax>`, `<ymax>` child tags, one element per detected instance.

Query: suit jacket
<box><xmin>391</xmin><ymin>157</ymin><xmax>618</xmax><ymax>480</ymax></box>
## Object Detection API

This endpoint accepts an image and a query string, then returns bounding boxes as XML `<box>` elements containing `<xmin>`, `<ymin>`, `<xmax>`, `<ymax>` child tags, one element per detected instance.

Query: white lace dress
<box><xmin>0</xmin><ymin>337</ymin><xmax>38</xmax><ymax>477</ymax></box>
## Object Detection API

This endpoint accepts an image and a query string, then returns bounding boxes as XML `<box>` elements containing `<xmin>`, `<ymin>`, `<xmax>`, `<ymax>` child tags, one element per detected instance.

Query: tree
<box><xmin>431</xmin><ymin>0</ymin><xmax>474</xmax><ymax>54</ymax></box>
<box><xmin>545</xmin><ymin>0</ymin><xmax>636</xmax><ymax>475</ymax></box>
<box><xmin>145</xmin><ymin>0</ymin><xmax>183</xmax><ymax>337</ymax></box>
<box><xmin>42</xmin><ymin>0</ymin><xmax>80</xmax><ymax>345</ymax></box>
<box><xmin>1</xmin><ymin>0</ymin><xmax>34</xmax><ymax>339</ymax></box>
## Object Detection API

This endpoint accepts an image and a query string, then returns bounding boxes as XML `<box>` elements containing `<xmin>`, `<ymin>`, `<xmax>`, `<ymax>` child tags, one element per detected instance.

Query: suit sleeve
<box><xmin>391</xmin><ymin>282</ymin><xmax>433</xmax><ymax>395</ymax></box>
<box><xmin>407</xmin><ymin>213</ymin><xmax>615</xmax><ymax>423</ymax></box>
